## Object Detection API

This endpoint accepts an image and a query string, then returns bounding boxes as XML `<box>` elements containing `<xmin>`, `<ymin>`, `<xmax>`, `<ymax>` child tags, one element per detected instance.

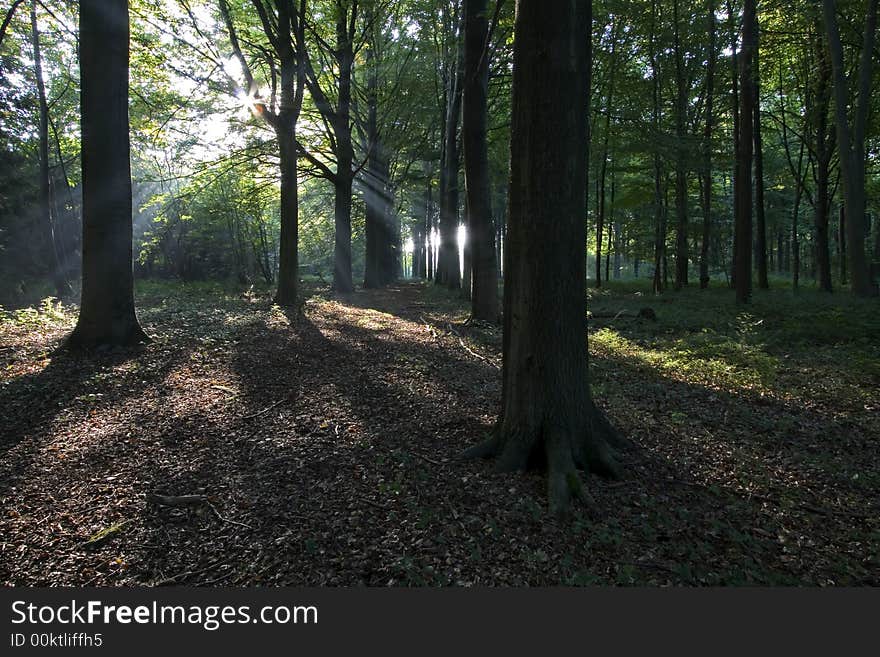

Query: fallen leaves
<box><xmin>0</xmin><ymin>282</ymin><xmax>877</xmax><ymax>586</ymax></box>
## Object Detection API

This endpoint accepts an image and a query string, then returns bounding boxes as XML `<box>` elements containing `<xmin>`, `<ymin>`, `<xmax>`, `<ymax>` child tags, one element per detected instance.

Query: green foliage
<box><xmin>0</xmin><ymin>297</ymin><xmax>72</xmax><ymax>328</ymax></box>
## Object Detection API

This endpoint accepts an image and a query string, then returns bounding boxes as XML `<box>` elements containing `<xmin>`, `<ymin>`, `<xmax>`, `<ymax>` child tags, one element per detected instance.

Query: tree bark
<box><xmin>727</xmin><ymin>0</ymin><xmax>740</xmax><ymax>288</ymax></box>
<box><xmin>734</xmin><ymin>0</ymin><xmax>756</xmax><ymax>304</ymax></box>
<box><xmin>436</xmin><ymin>3</ymin><xmax>463</xmax><ymax>289</ymax></box>
<box><xmin>30</xmin><ymin>1</ymin><xmax>69</xmax><ymax>299</ymax></box>
<box><xmin>332</xmin><ymin>7</ymin><xmax>355</xmax><ymax>293</ymax></box>
<box><xmin>753</xmin><ymin>31</ymin><xmax>768</xmax><ymax>290</ymax></box>
<box><xmin>650</xmin><ymin>0</ymin><xmax>664</xmax><ymax>294</ymax></box>
<box><xmin>273</xmin><ymin>6</ymin><xmax>303</xmax><ymax>306</ymax></box>
<box><xmin>596</xmin><ymin>17</ymin><xmax>620</xmax><ymax>289</ymax></box>
<box><xmin>220</xmin><ymin>0</ymin><xmax>305</xmax><ymax>306</ymax></box>
<box><xmin>673</xmin><ymin>0</ymin><xmax>689</xmax><ymax>289</ymax></box>
<box><xmin>699</xmin><ymin>0</ymin><xmax>717</xmax><ymax>289</ymax></box>
<box><xmin>823</xmin><ymin>0</ymin><xmax>878</xmax><ymax>296</ymax></box>
<box><xmin>813</xmin><ymin>26</ymin><xmax>834</xmax><ymax>293</ymax></box>
<box><xmin>463</xmin><ymin>0</ymin><xmax>498</xmax><ymax>321</ymax></box>
<box><xmin>465</xmin><ymin>0</ymin><xmax>621</xmax><ymax>518</ymax></box>
<box><xmin>68</xmin><ymin>0</ymin><xmax>147</xmax><ymax>347</ymax></box>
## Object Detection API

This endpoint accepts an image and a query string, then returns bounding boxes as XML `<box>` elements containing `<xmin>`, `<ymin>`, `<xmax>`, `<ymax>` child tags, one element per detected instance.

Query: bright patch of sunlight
<box><xmin>404</xmin><ymin>238</ymin><xmax>414</xmax><ymax>254</ymax></box>
<box><xmin>591</xmin><ymin>326</ymin><xmax>778</xmax><ymax>391</ymax></box>
<box><xmin>458</xmin><ymin>224</ymin><xmax>467</xmax><ymax>279</ymax></box>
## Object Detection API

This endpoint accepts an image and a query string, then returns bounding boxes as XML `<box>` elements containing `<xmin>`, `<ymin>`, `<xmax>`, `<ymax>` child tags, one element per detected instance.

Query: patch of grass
<box><xmin>587</xmin><ymin>283</ymin><xmax>879</xmax><ymax>393</ymax></box>
<box><xmin>0</xmin><ymin>297</ymin><xmax>74</xmax><ymax>329</ymax></box>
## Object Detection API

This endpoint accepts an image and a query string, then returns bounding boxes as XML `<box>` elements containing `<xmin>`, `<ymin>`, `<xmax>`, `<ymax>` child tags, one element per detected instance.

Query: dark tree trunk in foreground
<box><xmin>823</xmin><ymin>0</ymin><xmax>878</xmax><ymax>296</ymax></box>
<box><xmin>734</xmin><ymin>0</ymin><xmax>756</xmax><ymax>304</ymax></box>
<box><xmin>68</xmin><ymin>0</ymin><xmax>147</xmax><ymax>347</ymax></box>
<box><xmin>463</xmin><ymin>0</ymin><xmax>498</xmax><ymax>321</ymax></box>
<box><xmin>465</xmin><ymin>0</ymin><xmax>621</xmax><ymax>518</ymax></box>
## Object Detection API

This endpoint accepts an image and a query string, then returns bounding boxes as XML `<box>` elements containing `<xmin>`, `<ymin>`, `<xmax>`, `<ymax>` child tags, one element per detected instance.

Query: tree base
<box><xmin>464</xmin><ymin>404</ymin><xmax>625</xmax><ymax>519</ymax></box>
<box><xmin>66</xmin><ymin>320</ymin><xmax>150</xmax><ymax>350</ymax></box>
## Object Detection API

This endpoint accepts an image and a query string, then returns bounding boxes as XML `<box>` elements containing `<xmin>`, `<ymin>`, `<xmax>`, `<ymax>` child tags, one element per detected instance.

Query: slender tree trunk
<box><xmin>839</xmin><ymin>204</ymin><xmax>847</xmax><ymax>284</ymax></box>
<box><xmin>814</xmin><ymin>27</ymin><xmax>834</xmax><ymax>293</ymax></box>
<box><xmin>437</xmin><ymin>3</ymin><xmax>463</xmax><ymax>289</ymax></box>
<box><xmin>426</xmin><ymin>175</ymin><xmax>434</xmax><ymax>280</ymax></box>
<box><xmin>274</xmin><ymin>44</ymin><xmax>301</xmax><ymax>305</ymax></box>
<box><xmin>31</xmin><ymin>1</ymin><xmax>69</xmax><ymax>298</ymax></box>
<box><xmin>779</xmin><ymin>55</ymin><xmax>809</xmax><ymax>291</ymax></box>
<box><xmin>465</xmin><ymin>0</ymin><xmax>621</xmax><ymax>518</ymax></box>
<box><xmin>728</xmin><ymin>0</ymin><xmax>740</xmax><ymax>288</ymax></box>
<box><xmin>332</xmin><ymin>18</ymin><xmax>355</xmax><ymax>293</ymax></box>
<box><xmin>363</xmin><ymin>45</ymin><xmax>385</xmax><ymax>289</ymax></box>
<box><xmin>651</xmin><ymin>0</ymin><xmax>664</xmax><ymax>294</ymax></box>
<box><xmin>699</xmin><ymin>0</ymin><xmax>717</xmax><ymax>289</ymax></box>
<box><xmin>68</xmin><ymin>0</ymin><xmax>147</xmax><ymax>347</ymax></box>
<box><xmin>753</xmin><ymin>33</ymin><xmax>769</xmax><ymax>289</ymax></box>
<box><xmin>673</xmin><ymin>0</ymin><xmax>689</xmax><ymax>289</ymax></box>
<box><xmin>596</xmin><ymin>17</ymin><xmax>620</xmax><ymax>289</ymax></box>
<box><xmin>734</xmin><ymin>0</ymin><xmax>756</xmax><ymax>304</ymax></box>
<box><xmin>463</xmin><ymin>0</ymin><xmax>498</xmax><ymax>321</ymax></box>
<box><xmin>823</xmin><ymin>0</ymin><xmax>878</xmax><ymax>296</ymax></box>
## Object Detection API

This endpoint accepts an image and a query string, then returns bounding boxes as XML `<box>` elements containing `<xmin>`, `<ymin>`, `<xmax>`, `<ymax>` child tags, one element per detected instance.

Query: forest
<box><xmin>0</xmin><ymin>0</ymin><xmax>878</xmax><ymax>587</ymax></box>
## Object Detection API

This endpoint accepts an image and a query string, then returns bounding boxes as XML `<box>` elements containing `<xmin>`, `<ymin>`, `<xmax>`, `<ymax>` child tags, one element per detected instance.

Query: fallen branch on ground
<box><xmin>588</xmin><ymin>307</ymin><xmax>657</xmax><ymax>321</ymax></box>
<box><xmin>445</xmin><ymin>322</ymin><xmax>501</xmax><ymax>369</ymax></box>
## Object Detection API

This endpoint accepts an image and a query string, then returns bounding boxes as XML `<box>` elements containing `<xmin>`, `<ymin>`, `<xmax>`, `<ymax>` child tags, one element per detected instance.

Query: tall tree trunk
<box><xmin>650</xmin><ymin>0</ymin><xmax>664</xmax><ymax>294</ymax></box>
<box><xmin>823</xmin><ymin>0</ymin><xmax>878</xmax><ymax>296</ymax></box>
<box><xmin>753</xmin><ymin>32</ymin><xmax>769</xmax><ymax>289</ymax></box>
<box><xmin>814</xmin><ymin>26</ymin><xmax>834</xmax><ymax>293</ymax></box>
<box><xmin>363</xmin><ymin>44</ymin><xmax>386</xmax><ymax>289</ymax></box>
<box><xmin>779</xmin><ymin>56</ymin><xmax>809</xmax><ymax>291</ymax></box>
<box><xmin>437</xmin><ymin>3</ymin><xmax>463</xmax><ymax>289</ymax></box>
<box><xmin>31</xmin><ymin>1</ymin><xmax>69</xmax><ymax>298</ymax></box>
<box><xmin>465</xmin><ymin>0</ymin><xmax>621</xmax><ymax>518</ymax></box>
<box><xmin>839</xmin><ymin>204</ymin><xmax>847</xmax><ymax>284</ymax></box>
<box><xmin>699</xmin><ymin>0</ymin><xmax>717</xmax><ymax>289</ymax></box>
<box><xmin>734</xmin><ymin>0</ymin><xmax>756</xmax><ymax>304</ymax></box>
<box><xmin>728</xmin><ymin>0</ymin><xmax>740</xmax><ymax>288</ymax></box>
<box><xmin>596</xmin><ymin>17</ymin><xmax>620</xmax><ymax>289</ymax></box>
<box><xmin>275</xmin><ymin>119</ymin><xmax>299</xmax><ymax>304</ymax></box>
<box><xmin>426</xmin><ymin>175</ymin><xmax>434</xmax><ymax>280</ymax></box>
<box><xmin>332</xmin><ymin>9</ymin><xmax>355</xmax><ymax>293</ymax></box>
<box><xmin>463</xmin><ymin>0</ymin><xmax>498</xmax><ymax>321</ymax></box>
<box><xmin>673</xmin><ymin>0</ymin><xmax>689</xmax><ymax>288</ymax></box>
<box><xmin>274</xmin><ymin>33</ymin><xmax>302</xmax><ymax>305</ymax></box>
<box><xmin>68</xmin><ymin>0</ymin><xmax>147</xmax><ymax>347</ymax></box>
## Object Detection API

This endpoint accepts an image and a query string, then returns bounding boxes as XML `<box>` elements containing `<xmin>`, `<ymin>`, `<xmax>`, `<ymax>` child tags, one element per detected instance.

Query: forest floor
<box><xmin>1</xmin><ymin>279</ymin><xmax>878</xmax><ymax>586</ymax></box>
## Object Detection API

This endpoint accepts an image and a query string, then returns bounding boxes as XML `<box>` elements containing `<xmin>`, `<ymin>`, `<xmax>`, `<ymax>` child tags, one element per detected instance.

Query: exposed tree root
<box><xmin>65</xmin><ymin>323</ymin><xmax>151</xmax><ymax>350</ymax></box>
<box><xmin>463</xmin><ymin>415</ymin><xmax>623</xmax><ymax>519</ymax></box>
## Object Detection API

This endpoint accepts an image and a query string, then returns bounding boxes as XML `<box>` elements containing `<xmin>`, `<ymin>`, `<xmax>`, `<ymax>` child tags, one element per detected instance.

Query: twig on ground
<box><xmin>414</xmin><ymin>451</ymin><xmax>445</xmax><ymax>466</ymax></box>
<box><xmin>242</xmin><ymin>397</ymin><xmax>287</xmax><ymax>420</ymax></box>
<box><xmin>360</xmin><ymin>497</ymin><xmax>391</xmax><ymax>511</ymax></box>
<box><xmin>148</xmin><ymin>493</ymin><xmax>252</xmax><ymax>530</ymax></box>
<box><xmin>446</xmin><ymin>323</ymin><xmax>501</xmax><ymax>369</ymax></box>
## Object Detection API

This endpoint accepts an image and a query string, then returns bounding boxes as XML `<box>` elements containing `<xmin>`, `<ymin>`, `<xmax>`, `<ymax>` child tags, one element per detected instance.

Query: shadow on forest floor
<box><xmin>0</xmin><ymin>281</ymin><xmax>877</xmax><ymax>585</ymax></box>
